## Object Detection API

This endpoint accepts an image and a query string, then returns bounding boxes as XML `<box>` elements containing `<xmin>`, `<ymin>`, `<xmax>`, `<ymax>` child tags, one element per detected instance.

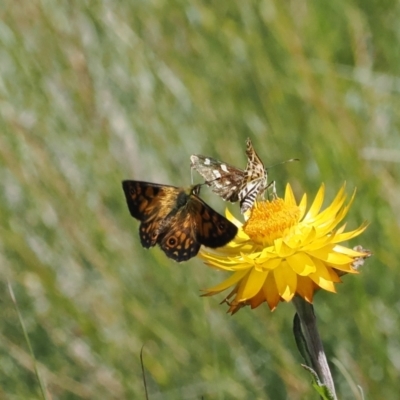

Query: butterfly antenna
<box><xmin>266</xmin><ymin>158</ymin><xmax>299</xmax><ymax>170</ymax></box>
<box><xmin>140</xmin><ymin>344</ymin><xmax>149</xmax><ymax>400</ymax></box>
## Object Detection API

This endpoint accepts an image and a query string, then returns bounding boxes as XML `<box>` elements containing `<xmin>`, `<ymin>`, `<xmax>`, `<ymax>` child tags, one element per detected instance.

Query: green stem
<box><xmin>293</xmin><ymin>296</ymin><xmax>337</xmax><ymax>399</ymax></box>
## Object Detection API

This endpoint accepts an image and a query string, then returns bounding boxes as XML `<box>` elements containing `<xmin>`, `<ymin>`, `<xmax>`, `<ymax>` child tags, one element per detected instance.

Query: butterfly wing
<box><xmin>238</xmin><ymin>138</ymin><xmax>269</xmax><ymax>212</ymax></box>
<box><xmin>188</xmin><ymin>195</ymin><xmax>238</xmax><ymax>248</ymax></box>
<box><xmin>122</xmin><ymin>180</ymin><xmax>180</xmax><ymax>248</ymax></box>
<box><xmin>190</xmin><ymin>155</ymin><xmax>244</xmax><ymax>202</ymax></box>
<box><xmin>244</xmin><ymin>138</ymin><xmax>266</xmax><ymax>182</ymax></box>
<box><xmin>239</xmin><ymin>178</ymin><xmax>266</xmax><ymax>213</ymax></box>
<box><xmin>158</xmin><ymin>193</ymin><xmax>238</xmax><ymax>261</ymax></box>
<box><xmin>157</xmin><ymin>207</ymin><xmax>201</xmax><ymax>261</ymax></box>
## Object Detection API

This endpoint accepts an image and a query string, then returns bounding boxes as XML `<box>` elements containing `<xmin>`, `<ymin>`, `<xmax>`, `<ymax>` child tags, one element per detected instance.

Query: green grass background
<box><xmin>1</xmin><ymin>0</ymin><xmax>399</xmax><ymax>398</ymax></box>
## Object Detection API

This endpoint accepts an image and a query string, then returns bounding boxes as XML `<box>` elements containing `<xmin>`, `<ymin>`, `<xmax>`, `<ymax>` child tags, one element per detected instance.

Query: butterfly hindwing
<box><xmin>157</xmin><ymin>204</ymin><xmax>201</xmax><ymax>261</ymax></box>
<box><xmin>122</xmin><ymin>180</ymin><xmax>238</xmax><ymax>262</ymax></box>
<box><xmin>238</xmin><ymin>178</ymin><xmax>265</xmax><ymax>213</ymax></box>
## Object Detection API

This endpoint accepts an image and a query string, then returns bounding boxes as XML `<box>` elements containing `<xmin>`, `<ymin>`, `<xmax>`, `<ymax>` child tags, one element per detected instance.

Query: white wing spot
<box><xmin>221</xmin><ymin>164</ymin><xmax>229</xmax><ymax>172</ymax></box>
<box><xmin>205</xmin><ymin>158</ymin><xmax>211</xmax><ymax>165</ymax></box>
<box><xmin>213</xmin><ymin>170</ymin><xmax>222</xmax><ymax>178</ymax></box>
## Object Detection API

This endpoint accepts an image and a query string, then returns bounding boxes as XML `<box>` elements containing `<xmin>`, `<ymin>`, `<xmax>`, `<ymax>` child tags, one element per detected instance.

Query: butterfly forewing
<box><xmin>237</xmin><ymin>138</ymin><xmax>269</xmax><ymax>212</ymax></box>
<box><xmin>194</xmin><ymin>202</ymin><xmax>239</xmax><ymax>248</ymax></box>
<box><xmin>244</xmin><ymin>138</ymin><xmax>266</xmax><ymax>181</ymax></box>
<box><xmin>122</xmin><ymin>181</ymin><xmax>169</xmax><ymax>221</ymax></box>
<box><xmin>122</xmin><ymin>180</ymin><xmax>238</xmax><ymax>262</ymax></box>
<box><xmin>122</xmin><ymin>181</ymin><xmax>176</xmax><ymax>248</ymax></box>
<box><xmin>190</xmin><ymin>155</ymin><xmax>244</xmax><ymax>202</ymax></box>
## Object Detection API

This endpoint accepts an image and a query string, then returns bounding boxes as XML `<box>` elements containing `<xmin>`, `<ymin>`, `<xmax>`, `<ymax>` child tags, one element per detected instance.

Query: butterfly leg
<box><xmin>266</xmin><ymin>180</ymin><xmax>277</xmax><ymax>200</ymax></box>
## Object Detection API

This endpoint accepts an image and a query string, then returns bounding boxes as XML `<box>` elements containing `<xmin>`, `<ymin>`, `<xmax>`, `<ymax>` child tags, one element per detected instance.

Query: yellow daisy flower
<box><xmin>199</xmin><ymin>183</ymin><xmax>369</xmax><ymax>314</ymax></box>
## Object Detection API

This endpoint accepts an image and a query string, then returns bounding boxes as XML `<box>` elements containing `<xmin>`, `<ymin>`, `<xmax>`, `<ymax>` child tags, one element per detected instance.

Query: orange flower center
<box><xmin>243</xmin><ymin>198</ymin><xmax>301</xmax><ymax>246</ymax></box>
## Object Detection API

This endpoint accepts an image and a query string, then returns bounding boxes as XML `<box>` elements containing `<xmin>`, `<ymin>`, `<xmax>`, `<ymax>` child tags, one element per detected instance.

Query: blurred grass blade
<box><xmin>140</xmin><ymin>345</ymin><xmax>149</xmax><ymax>400</ymax></box>
<box><xmin>8</xmin><ymin>281</ymin><xmax>49</xmax><ymax>400</ymax></box>
<box><xmin>332</xmin><ymin>358</ymin><xmax>365</xmax><ymax>400</ymax></box>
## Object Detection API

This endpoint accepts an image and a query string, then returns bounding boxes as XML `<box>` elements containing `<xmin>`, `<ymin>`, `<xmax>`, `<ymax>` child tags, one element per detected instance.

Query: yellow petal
<box><xmin>203</xmin><ymin>269</ymin><xmax>249</xmax><ymax>294</ymax></box>
<box><xmin>298</xmin><ymin>226</ymin><xmax>317</xmax><ymax>246</ymax></box>
<box><xmin>248</xmin><ymin>290</ymin><xmax>267</xmax><ymax>309</ymax></box>
<box><xmin>225</xmin><ymin>208</ymin><xmax>243</xmax><ymax>227</ymax></box>
<box><xmin>304</xmin><ymin>184</ymin><xmax>325</xmax><ymax>220</ymax></box>
<box><xmin>330</xmin><ymin>262</ymin><xmax>358</xmax><ymax>274</ymax></box>
<box><xmin>309</xmin><ymin>258</ymin><xmax>338</xmax><ymax>292</ymax></box>
<box><xmin>298</xmin><ymin>193</ymin><xmax>308</xmax><ymax>219</ymax></box>
<box><xmin>333</xmin><ymin>244</ymin><xmax>369</xmax><ymax>257</ymax></box>
<box><xmin>331</xmin><ymin>222</ymin><xmax>369</xmax><ymax>243</ymax></box>
<box><xmin>259</xmin><ymin>257</ymin><xmax>283</xmax><ymax>271</ymax></box>
<box><xmin>284</xmin><ymin>183</ymin><xmax>296</xmax><ymax>205</ymax></box>
<box><xmin>313</xmin><ymin>185</ymin><xmax>347</xmax><ymax>224</ymax></box>
<box><xmin>296</xmin><ymin>276</ymin><xmax>315</xmax><ymax>303</ymax></box>
<box><xmin>238</xmin><ymin>269</ymin><xmax>269</xmax><ymax>300</ymax></box>
<box><xmin>274</xmin><ymin>261</ymin><xmax>297</xmax><ymax>301</ymax></box>
<box><xmin>287</xmin><ymin>252</ymin><xmax>317</xmax><ymax>276</ymax></box>
<box><xmin>274</xmin><ymin>239</ymin><xmax>295</xmax><ymax>258</ymax></box>
<box><xmin>303</xmin><ymin>238</ymin><xmax>336</xmax><ymax>252</ymax></box>
<box><xmin>263</xmin><ymin>272</ymin><xmax>280</xmax><ymax>310</ymax></box>
<box><xmin>201</xmin><ymin>256</ymin><xmax>242</xmax><ymax>270</ymax></box>
<box><xmin>311</xmin><ymin>274</ymin><xmax>337</xmax><ymax>292</ymax></box>
<box><xmin>309</xmin><ymin>248</ymin><xmax>356</xmax><ymax>265</ymax></box>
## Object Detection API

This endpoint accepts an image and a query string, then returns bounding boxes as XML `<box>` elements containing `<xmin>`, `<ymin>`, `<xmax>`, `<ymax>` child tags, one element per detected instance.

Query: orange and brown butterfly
<box><xmin>190</xmin><ymin>138</ymin><xmax>271</xmax><ymax>213</ymax></box>
<box><xmin>122</xmin><ymin>180</ymin><xmax>238</xmax><ymax>262</ymax></box>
